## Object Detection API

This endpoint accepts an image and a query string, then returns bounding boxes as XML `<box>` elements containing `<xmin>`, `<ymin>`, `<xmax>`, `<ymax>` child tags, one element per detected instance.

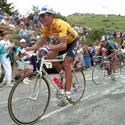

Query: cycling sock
<box><xmin>66</xmin><ymin>91</ymin><xmax>71</xmax><ymax>99</ymax></box>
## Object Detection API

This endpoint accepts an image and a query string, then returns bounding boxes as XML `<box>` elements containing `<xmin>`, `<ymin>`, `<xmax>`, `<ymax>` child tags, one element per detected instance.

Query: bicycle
<box><xmin>8</xmin><ymin>52</ymin><xmax>86</xmax><ymax>125</ymax></box>
<box><xmin>92</xmin><ymin>55</ymin><xmax>121</xmax><ymax>85</ymax></box>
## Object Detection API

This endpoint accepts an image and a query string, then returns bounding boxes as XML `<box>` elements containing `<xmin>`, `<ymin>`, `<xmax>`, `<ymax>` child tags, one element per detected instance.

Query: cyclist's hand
<box><xmin>40</xmin><ymin>46</ymin><xmax>50</xmax><ymax>55</ymax></box>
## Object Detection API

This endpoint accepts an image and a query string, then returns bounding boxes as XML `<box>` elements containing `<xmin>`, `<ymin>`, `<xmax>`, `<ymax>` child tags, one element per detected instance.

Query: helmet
<box><xmin>100</xmin><ymin>35</ymin><xmax>108</xmax><ymax>42</ymax></box>
<box><xmin>39</xmin><ymin>6</ymin><xmax>54</xmax><ymax>15</ymax></box>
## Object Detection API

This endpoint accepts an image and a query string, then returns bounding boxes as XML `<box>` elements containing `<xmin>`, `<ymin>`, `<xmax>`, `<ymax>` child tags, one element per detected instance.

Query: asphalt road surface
<box><xmin>0</xmin><ymin>67</ymin><xmax>125</xmax><ymax>125</ymax></box>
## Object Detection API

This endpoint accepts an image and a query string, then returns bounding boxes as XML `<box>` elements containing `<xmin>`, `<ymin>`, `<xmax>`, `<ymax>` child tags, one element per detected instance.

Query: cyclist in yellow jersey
<box><xmin>25</xmin><ymin>6</ymin><xmax>79</xmax><ymax>107</ymax></box>
<box><xmin>41</xmin><ymin>18</ymin><xmax>78</xmax><ymax>44</ymax></box>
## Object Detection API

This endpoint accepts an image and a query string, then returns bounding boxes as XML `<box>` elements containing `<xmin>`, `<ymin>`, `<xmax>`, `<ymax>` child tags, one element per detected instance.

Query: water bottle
<box><xmin>106</xmin><ymin>61</ymin><xmax>110</xmax><ymax>71</ymax></box>
<box><xmin>53</xmin><ymin>77</ymin><xmax>63</xmax><ymax>88</ymax></box>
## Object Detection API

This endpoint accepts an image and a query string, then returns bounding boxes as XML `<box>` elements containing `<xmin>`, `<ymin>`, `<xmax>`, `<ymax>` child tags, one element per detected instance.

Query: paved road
<box><xmin>0</xmin><ymin>67</ymin><xmax>125</xmax><ymax>125</ymax></box>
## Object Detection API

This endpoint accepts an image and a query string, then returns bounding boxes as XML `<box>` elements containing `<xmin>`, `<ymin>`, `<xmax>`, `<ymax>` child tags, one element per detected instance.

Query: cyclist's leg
<box><xmin>47</xmin><ymin>51</ymin><xmax>63</xmax><ymax>72</ymax></box>
<box><xmin>58</xmin><ymin>38</ymin><xmax>79</xmax><ymax>106</ymax></box>
<box><xmin>112</xmin><ymin>59</ymin><xmax>116</xmax><ymax>73</ymax></box>
<box><xmin>63</xmin><ymin>56</ymin><xmax>73</xmax><ymax>93</ymax></box>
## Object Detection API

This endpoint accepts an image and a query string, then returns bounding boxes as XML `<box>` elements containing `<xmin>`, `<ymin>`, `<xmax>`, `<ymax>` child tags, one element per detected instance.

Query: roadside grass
<box><xmin>67</xmin><ymin>14</ymin><xmax>125</xmax><ymax>32</ymax></box>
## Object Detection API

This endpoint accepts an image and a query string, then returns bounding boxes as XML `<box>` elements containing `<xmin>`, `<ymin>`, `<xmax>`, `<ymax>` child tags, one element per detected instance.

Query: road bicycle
<box><xmin>8</xmin><ymin>53</ymin><xmax>86</xmax><ymax>125</ymax></box>
<box><xmin>92</xmin><ymin>55</ymin><xmax>121</xmax><ymax>85</ymax></box>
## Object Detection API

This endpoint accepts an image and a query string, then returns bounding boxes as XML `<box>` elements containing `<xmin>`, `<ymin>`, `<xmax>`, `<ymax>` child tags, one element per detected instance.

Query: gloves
<box><xmin>40</xmin><ymin>46</ymin><xmax>50</xmax><ymax>55</ymax></box>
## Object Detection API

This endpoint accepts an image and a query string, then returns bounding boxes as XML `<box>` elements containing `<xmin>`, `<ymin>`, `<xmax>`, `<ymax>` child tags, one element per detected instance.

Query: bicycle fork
<box><xmin>29</xmin><ymin>76</ymin><xmax>41</xmax><ymax>101</ymax></box>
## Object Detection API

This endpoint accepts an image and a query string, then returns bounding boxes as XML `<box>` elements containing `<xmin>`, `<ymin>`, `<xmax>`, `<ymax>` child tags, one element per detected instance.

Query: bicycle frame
<box><xmin>102</xmin><ymin>56</ymin><xmax>112</xmax><ymax>73</ymax></box>
<box><xmin>29</xmin><ymin>56</ymin><xmax>65</xmax><ymax>100</ymax></box>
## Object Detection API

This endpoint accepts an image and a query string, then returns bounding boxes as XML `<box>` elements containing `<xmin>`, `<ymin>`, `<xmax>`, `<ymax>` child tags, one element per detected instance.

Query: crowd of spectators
<box><xmin>74</xmin><ymin>31</ymin><xmax>125</xmax><ymax>70</ymax></box>
<box><xmin>0</xmin><ymin>8</ymin><xmax>41</xmax><ymax>29</ymax></box>
<box><xmin>0</xmin><ymin>8</ymin><xmax>42</xmax><ymax>88</ymax></box>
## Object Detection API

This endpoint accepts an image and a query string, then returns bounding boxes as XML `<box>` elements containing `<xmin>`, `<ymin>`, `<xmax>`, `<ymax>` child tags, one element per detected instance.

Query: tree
<box><xmin>55</xmin><ymin>12</ymin><xmax>67</xmax><ymax>21</ymax></box>
<box><xmin>0</xmin><ymin>0</ymin><xmax>18</xmax><ymax>15</ymax></box>
<box><xmin>32</xmin><ymin>5</ymin><xmax>40</xmax><ymax>14</ymax></box>
<box><xmin>86</xmin><ymin>28</ymin><xmax>106</xmax><ymax>46</ymax></box>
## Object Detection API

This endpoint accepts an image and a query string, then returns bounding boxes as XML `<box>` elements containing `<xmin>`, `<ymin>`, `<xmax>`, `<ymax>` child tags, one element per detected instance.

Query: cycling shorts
<box><xmin>58</xmin><ymin>37</ymin><xmax>79</xmax><ymax>60</ymax></box>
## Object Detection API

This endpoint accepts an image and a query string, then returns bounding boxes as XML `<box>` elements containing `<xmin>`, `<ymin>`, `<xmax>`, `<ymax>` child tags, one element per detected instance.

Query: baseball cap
<box><xmin>39</xmin><ymin>6</ymin><xmax>54</xmax><ymax>15</ymax></box>
<box><xmin>20</xmin><ymin>39</ymin><xmax>26</xmax><ymax>43</ymax></box>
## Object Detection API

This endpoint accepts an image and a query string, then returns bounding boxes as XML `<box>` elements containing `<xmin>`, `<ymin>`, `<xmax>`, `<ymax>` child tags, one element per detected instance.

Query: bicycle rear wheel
<box><xmin>69</xmin><ymin>68</ymin><xmax>86</xmax><ymax>104</ymax></box>
<box><xmin>92</xmin><ymin>64</ymin><xmax>106</xmax><ymax>85</ymax></box>
<box><xmin>8</xmin><ymin>72</ymin><xmax>50</xmax><ymax>125</ymax></box>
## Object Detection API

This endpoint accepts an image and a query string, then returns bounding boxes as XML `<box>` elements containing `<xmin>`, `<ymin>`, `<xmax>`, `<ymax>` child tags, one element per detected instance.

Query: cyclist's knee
<box><xmin>63</xmin><ymin>63</ymin><xmax>71</xmax><ymax>71</ymax></box>
<box><xmin>62</xmin><ymin>60</ymin><xmax>73</xmax><ymax>71</ymax></box>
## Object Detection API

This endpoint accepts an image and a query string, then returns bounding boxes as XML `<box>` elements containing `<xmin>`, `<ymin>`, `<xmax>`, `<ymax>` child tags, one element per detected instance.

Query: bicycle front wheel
<box><xmin>92</xmin><ymin>64</ymin><xmax>106</xmax><ymax>85</ymax></box>
<box><xmin>70</xmin><ymin>68</ymin><xmax>86</xmax><ymax>104</ymax></box>
<box><xmin>8</xmin><ymin>72</ymin><xmax>50</xmax><ymax>125</ymax></box>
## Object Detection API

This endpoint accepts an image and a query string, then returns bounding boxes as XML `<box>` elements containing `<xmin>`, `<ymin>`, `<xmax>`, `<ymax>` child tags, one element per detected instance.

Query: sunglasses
<box><xmin>40</xmin><ymin>14</ymin><xmax>48</xmax><ymax>19</ymax></box>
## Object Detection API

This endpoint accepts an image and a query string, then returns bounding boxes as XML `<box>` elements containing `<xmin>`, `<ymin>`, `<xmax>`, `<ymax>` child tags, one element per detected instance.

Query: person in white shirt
<box><xmin>0</xmin><ymin>31</ymin><xmax>13</xmax><ymax>86</ymax></box>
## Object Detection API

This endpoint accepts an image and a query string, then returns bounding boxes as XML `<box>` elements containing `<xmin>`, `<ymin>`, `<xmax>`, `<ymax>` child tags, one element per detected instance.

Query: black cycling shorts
<box><xmin>58</xmin><ymin>37</ymin><xmax>79</xmax><ymax>60</ymax></box>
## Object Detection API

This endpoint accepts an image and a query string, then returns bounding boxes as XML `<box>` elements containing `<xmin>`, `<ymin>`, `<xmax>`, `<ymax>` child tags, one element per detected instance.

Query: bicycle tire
<box><xmin>92</xmin><ymin>64</ymin><xmax>106</xmax><ymax>85</ymax></box>
<box><xmin>8</xmin><ymin>72</ymin><xmax>50</xmax><ymax>125</ymax></box>
<box><xmin>69</xmin><ymin>68</ymin><xmax>86</xmax><ymax>104</ymax></box>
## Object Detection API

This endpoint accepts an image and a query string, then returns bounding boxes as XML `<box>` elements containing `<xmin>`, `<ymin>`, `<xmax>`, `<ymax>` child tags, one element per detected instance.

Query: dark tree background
<box><xmin>0</xmin><ymin>0</ymin><xmax>18</xmax><ymax>15</ymax></box>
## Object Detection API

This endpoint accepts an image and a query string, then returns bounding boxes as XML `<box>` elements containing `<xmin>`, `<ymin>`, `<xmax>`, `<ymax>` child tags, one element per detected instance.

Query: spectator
<box><xmin>33</xmin><ymin>13</ymin><xmax>39</xmax><ymax>28</ymax></box>
<box><xmin>83</xmin><ymin>44</ymin><xmax>91</xmax><ymax>70</ymax></box>
<box><xmin>30</xmin><ymin>39</ymin><xmax>40</xmax><ymax>71</ymax></box>
<box><xmin>76</xmin><ymin>44</ymin><xmax>84</xmax><ymax>68</ymax></box>
<box><xmin>74</xmin><ymin>54</ymin><xmax>83</xmax><ymax>69</ymax></box>
<box><xmin>0</xmin><ymin>31</ymin><xmax>13</xmax><ymax>86</ymax></box>
<box><xmin>90</xmin><ymin>42</ymin><xmax>97</xmax><ymax>66</ymax></box>
<box><xmin>0</xmin><ymin>8</ymin><xmax>3</xmax><ymax>22</ymax></box>
<box><xmin>28</xmin><ymin>27</ymin><xmax>36</xmax><ymax>42</ymax></box>
<box><xmin>26</xmin><ymin>13</ymin><xmax>34</xmax><ymax>27</ymax></box>
<box><xmin>16</xmin><ymin>39</ymin><xmax>33</xmax><ymax>84</ymax></box>
<box><xmin>19</xmin><ymin>24</ymin><xmax>30</xmax><ymax>43</ymax></box>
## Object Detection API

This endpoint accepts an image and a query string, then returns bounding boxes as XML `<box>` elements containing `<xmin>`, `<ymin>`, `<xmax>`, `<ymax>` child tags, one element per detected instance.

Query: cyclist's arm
<box><xmin>48</xmin><ymin>36</ymin><xmax>67</xmax><ymax>51</ymax></box>
<box><xmin>108</xmin><ymin>50</ymin><xmax>116</xmax><ymax>58</ymax></box>
<box><xmin>26</xmin><ymin>37</ymin><xmax>46</xmax><ymax>51</ymax></box>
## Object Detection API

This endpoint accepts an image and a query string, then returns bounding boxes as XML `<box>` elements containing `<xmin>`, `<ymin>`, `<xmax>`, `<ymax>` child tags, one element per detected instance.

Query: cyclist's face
<box><xmin>101</xmin><ymin>41</ymin><xmax>107</xmax><ymax>46</ymax></box>
<box><xmin>39</xmin><ymin>13</ymin><xmax>52</xmax><ymax>27</ymax></box>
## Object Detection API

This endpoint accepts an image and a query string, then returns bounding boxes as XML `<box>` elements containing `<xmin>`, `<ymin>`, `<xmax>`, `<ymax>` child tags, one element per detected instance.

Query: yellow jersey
<box><xmin>41</xmin><ymin>18</ymin><xmax>78</xmax><ymax>44</ymax></box>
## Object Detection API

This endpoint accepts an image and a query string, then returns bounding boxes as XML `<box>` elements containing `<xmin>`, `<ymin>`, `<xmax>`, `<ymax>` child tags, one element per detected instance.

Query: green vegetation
<box><xmin>67</xmin><ymin>13</ymin><xmax>125</xmax><ymax>45</ymax></box>
<box><xmin>67</xmin><ymin>14</ymin><xmax>125</xmax><ymax>32</ymax></box>
<box><xmin>1</xmin><ymin>0</ymin><xmax>17</xmax><ymax>15</ymax></box>
<box><xmin>55</xmin><ymin>12</ymin><xmax>67</xmax><ymax>21</ymax></box>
